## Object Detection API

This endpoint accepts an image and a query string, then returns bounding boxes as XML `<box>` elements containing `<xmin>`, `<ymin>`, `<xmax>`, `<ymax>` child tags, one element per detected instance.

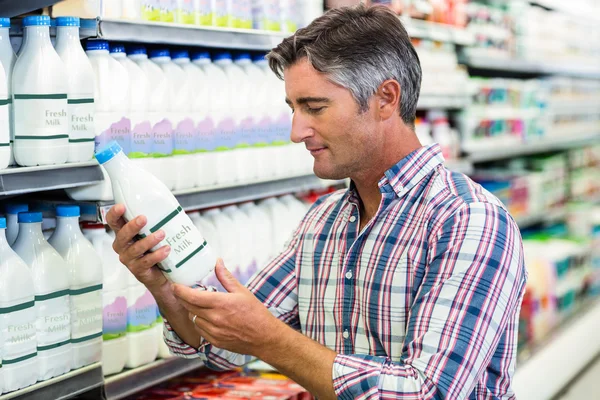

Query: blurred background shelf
<box><xmin>417</xmin><ymin>94</ymin><xmax>470</xmax><ymax>110</ymax></box>
<box><xmin>401</xmin><ymin>16</ymin><xmax>475</xmax><ymax>46</ymax></box>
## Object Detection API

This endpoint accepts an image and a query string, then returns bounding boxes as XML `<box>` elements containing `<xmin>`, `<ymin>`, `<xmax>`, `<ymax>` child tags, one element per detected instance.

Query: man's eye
<box><xmin>307</xmin><ymin>107</ymin><xmax>325</xmax><ymax>115</ymax></box>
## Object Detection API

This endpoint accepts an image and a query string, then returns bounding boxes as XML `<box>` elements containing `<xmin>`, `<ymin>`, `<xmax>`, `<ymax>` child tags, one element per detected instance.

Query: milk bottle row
<box><xmin>0</xmin><ymin>205</ymin><xmax>102</xmax><ymax>394</ymax></box>
<box><xmin>0</xmin><ymin>16</ymin><xmax>95</xmax><ymax>169</ymax></box>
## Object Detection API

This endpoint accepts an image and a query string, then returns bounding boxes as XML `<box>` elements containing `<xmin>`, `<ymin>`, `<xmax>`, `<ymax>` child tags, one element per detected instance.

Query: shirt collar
<box><xmin>347</xmin><ymin>144</ymin><xmax>445</xmax><ymax>202</ymax></box>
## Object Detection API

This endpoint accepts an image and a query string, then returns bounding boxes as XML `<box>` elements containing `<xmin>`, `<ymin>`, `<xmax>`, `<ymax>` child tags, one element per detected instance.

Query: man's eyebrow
<box><xmin>286</xmin><ymin>97</ymin><xmax>331</xmax><ymax>105</ymax></box>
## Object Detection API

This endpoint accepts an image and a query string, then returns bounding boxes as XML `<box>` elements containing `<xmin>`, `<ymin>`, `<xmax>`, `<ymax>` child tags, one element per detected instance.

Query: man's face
<box><xmin>283</xmin><ymin>59</ymin><xmax>381</xmax><ymax>180</ymax></box>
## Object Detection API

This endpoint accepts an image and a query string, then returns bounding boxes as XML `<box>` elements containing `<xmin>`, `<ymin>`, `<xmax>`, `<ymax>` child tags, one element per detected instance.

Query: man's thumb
<box><xmin>215</xmin><ymin>259</ymin><xmax>243</xmax><ymax>293</ymax></box>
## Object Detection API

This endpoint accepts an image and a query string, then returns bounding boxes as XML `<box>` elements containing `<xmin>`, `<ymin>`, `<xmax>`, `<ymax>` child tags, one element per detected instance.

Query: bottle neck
<box><xmin>55</xmin><ymin>26</ymin><xmax>81</xmax><ymax>50</ymax></box>
<box><xmin>17</xmin><ymin>222</ymin><xmax>44</xmax><ymax>243</ymax></box>
<box><xmin>0</xmin><ymin>229</ymin><xmax>9</xmax><ymax>251</ymax></box>
<box><xmin>102</xmin><ymin>151</ymin><xmax>129</xmax><ymax>179</ymax></box>
<box><xmin>111</xmin><ymin>52</ymin><xmax>126</xmax><ymax>59</ymax></box>
<box><xmin>0</xmin><ymin>27</ymin><xmax>11</xmax><ymax>51</ymax></box>
<box><xmin>129</xmin><ymin>54</ymin><xmax>147</xmax><ymax>61</ymax></box>
<box><xmin>22</xmin><ymin>25</ymin><xmax>52</xmax><ymax>50</ymax></box>
<box><xmin>193</xmin><ymin>58</ymin><xmax>210</xmax><ymax>66</ymax></box>
<box><xmin>55</xmin><ymin>216</ymin><xmax>83</xmax><ymax>241</ymax></box>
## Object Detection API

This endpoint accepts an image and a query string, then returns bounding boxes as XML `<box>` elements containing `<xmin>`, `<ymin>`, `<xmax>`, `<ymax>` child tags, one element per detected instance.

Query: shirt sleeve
<box><xmin>332</xmin><ymin>202</ymin><xmax>527</xmax><ymax>400</ymax></box>
<box><xmin>163</xmin><ymin>214</ymin><xmax>303</xmax><ymax>370</ymax></box>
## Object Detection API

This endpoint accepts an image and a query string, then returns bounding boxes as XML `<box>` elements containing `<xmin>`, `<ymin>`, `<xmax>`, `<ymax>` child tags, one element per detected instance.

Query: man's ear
<box><xmin>376</xmin><ymin>79</ymin><xmax>401</xmax><ymax>121</ymax></box>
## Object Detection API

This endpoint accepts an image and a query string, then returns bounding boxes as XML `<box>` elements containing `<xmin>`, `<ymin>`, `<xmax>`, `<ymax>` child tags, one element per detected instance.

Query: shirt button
<box><xmin>345</xmin><ymin>271</ymin><xmax>353</xmax><ymax>279</ymax></box>
<box><xmin>343</xmin><ymin>330</ymin><xmax>350</xmax><ymax>339</ymax></box>
<box><xmin>349</xmin><ymin>215</ymin><xmax>356</xmax><ymax>223</ymax></box>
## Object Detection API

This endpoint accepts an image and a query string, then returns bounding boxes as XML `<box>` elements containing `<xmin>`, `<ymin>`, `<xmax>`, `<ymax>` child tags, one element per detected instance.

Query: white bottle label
<box><xmin>0</xmin><ymin>300</ymin><xmax>37</xmax><ymax>365</ymax></box>
<box><xmin>36</xmin><ymin>292</ymin><xmax>71</xmax><ymax>352</ymax></box>
<box><xmin>13</xmin><ymin>94</ymin><xmax>68</xmax><ymax>141</ymax></box>
<box><xmin>0</xmin><ymin>97</ymin><xmax>10</xmax><ymax>147</ymax></box>
<box><xmin>141</xmin><ymin>206</ymin><xmax>210</xmax><ymax>274</ymax></box>
<box><xmin>70</xmin><ymin>285</ymin><xmax>103</xmax><ymax>343</ymax></box>
<box><xmin>68</xmin><ymin>98</ymin><xmax>95</xmax><ymax>144</ymax></box>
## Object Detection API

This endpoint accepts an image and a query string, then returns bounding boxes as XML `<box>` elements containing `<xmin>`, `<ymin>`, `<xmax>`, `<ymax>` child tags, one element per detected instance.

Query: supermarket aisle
<box><xmin>556</xmin><ymin>356</ymin><xmax>600</xmax><ymax>400</ymax></box>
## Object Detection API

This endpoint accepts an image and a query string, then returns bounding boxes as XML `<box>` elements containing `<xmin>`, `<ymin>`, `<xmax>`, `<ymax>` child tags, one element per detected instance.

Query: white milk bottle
<box><xmin>0</xmin><ymin>19</ymin><xmax>16</xmax><ymax>166</ymax></box>
<box><xmin>0</xmin><ymin>217</ymin><xmax>38</xmax><ymax>393</ymax></box>
<box><xmin>191</xmin><ymin>51</ymin><xmax>227</xmax><ymax>188</ymax></box>
<box><xmin>151</xmin><ymin>49</ymin><xmax>188</xmax><ymax>191</ymax></box>
<box><xmin>12</xmin><ymin>212</ymin><xmax>71</xmax><ymax>381</ymax></box>
<box><xmin>12</xmin><ymin>16</ymin><xmax>69</xmax><ymax>166</ymax></box>
<box><xmin>202</xmin><ymin>207</ymin><xmax>236</xmax><ymax>290</ymax></box>
<box><xmin>82</xmin><ymin>224</ymin><xmax>127</xmax><ymax>376</ymax></box>
<box><xmin>281</xmin><ymin>194</ymin><xmax>306</xmax><ymax>232</ymax></box>
<box><xmin>96</xmin><ymin>141</ymin><xmax>217</xmax><ymax>286</ymax></box>
<box><xmin>0</xmin><ymin>40</ymin><xmax>9</xmax><ymax>170</ymax></box>
<box><xmin>239</xmin><ymin>201</ymin><xmax>271</xmax><ymax>273</ymax></box>
<box><xmin>5</xmin><ymin>204</ymin><xmax>28</xmax><ymax>246</ymax></box>
<box><xmin>129</xmin><ymin>47</ymin><xmax>171</xmax><ymax>187</ymax></box>
<box><xmin>214</xmin><ymin>52</ymin><xmax>250</xmax><ymax>184</ymax></box>
<box><xmin>172</xmin><ymin>50</ymin><xmax>202</xmax><ymax>191</ymax></box>
<box><xmin>194</xmin><ymin>0</ymin><xmax>213</xmax><ymax>25</ymax></box>
<box><xmin>259</xmin><ymin>197</ymin><xmax>289</xmax><ymax>258</ymax></box>
<box><xmin>223</xmin><ymin>205</ymin><xmax>254</xmax><ymax>284</ymax></box>
<box><xmin>194</xmin><ymin>211</ymin><xmax>221</xmax><ymax>259</ymax></box>
<box><xmin>55</xmin><ymin>17</ymin><xmax>95</xmax><ymax>163</ymax></box>
<box><xmin>49</xmin><ymin>206</ymin><xmax>103</xmax><ymax>369</ymax></box>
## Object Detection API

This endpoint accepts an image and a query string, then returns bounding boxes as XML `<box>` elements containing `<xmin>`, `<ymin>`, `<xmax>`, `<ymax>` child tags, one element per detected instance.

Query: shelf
<box><xmin>401</xmin><ymin>16</ymin><xmax>475</xmax><ymax>46</ymax></box>
<box><xmin>104</xmin><ymin>358</ymin><xmax>204</xmax><ymax>400</ymax></box>
<box><xmin>97</xmin><ymin>18</ymin><xmax>289</xmax><ymax>50</ymax></box>
<box><xmin>0</xmin><ymin>363</ymin><xmax>103</xmax><ymax>400</ymax></box>
<box><xmin>444</xmin><ymin>158</ymin><xmax>473</xmax><ymax>175</ymax></box>
<box><xmin>514</xmin><ymin>208</ymin><xmax>566</xmax><ymax>229</ymax></box>
<box><xmin>96</xmin><ymin>174</ymin><xmax>346</xmax><ymax>223</ymax></box>
<box><xmin>466</xmin><ymin>133</ymin><xmax>600</xmax><ymax>163</ymax></box>
<box><xmin>417</xmin><ymin>94</ymin><xmax>470</xmax><ymax>110</ymax></box>
<box><xmin>0</xmin><ymin>161</ymin><xmax>104</xmax><ymax>197</ymax></box>
<box><xmin>514</xmin><ymin>299</ymin><xmax>600</xmax><ymax>400</ymax></box>
<box><xmin>0</xmin><ymin>0</ymin><xmax>56</xmax><ymax>18</ymax></box>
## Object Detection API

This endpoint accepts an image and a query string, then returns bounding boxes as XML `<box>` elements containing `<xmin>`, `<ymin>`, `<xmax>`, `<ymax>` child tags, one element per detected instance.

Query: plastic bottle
<box><xmin>213</xmin><ymin>0</ymin><xmax>233</xmax><ymax>26</ymax></box>
<box><xmin>223</xmin><ymin>205</ymin><xmax>254</xmax><ymax>283</ymax></box>
<box><xmin>82</xmin><ymin>224</ymin><xmax>128</xmax><ymax>376</ymax></box>
<box><xmin>191</xmin><ymin>51</ymin><xmax>228</xmax><ymax>188</ymax></box>
<box><xmin>55</xmin><ymin>17</ymin><xmax>96</xmax><ymax>163</ymax></box>
<box><xmin>49</xmin><ymin>206</ymin><xmax>103</xmax><ymax>370</ymax></box>
<box><xmin>12</xmin><ymin>16</ymin><xmax>69</xmax><ymax>167</ymax></box>
<box><xmin>0</xmin><ymin>35</ymin><xmax>8</xmax><ymax>171</ymax></box>
<box><xmin>194</xmin><ymin>0</ymin><xmax>212</xmax><ymax>25</ymax></box>
<box><xmin>0</xmin><ymin>19</ymin><xmax>16</xmax><ymax>166</ymax></box>
<box><xmin>236</xmin><ymin>0</ymin><xmax>252</xmax><ymax>28</ymax></box>
<box><xmin>252</xmin><ymin>0</ymin><xmax>280</xmax><ymax>30</ymax></box>
<box><xmin>96</xmin><ymin>141</ymin><xmax>217</xmax><ymax>286</ymax></box>
<box><xmin>5</xmin><ymin>203</ymin><xmax>28</xmax><ymax>247</ymax></box>
<box><xmin>239</xmin><ymin>201</ymin><xmax>272</xmax><ymax>272</ymax></box>
<box><xmin>122</xmin><ymin>0</ymin><xmax>141</xmax><ymax>19</ymax></box>
<box><xmin>141</xmin><ymin>0</ymin><xmax>160</xmax><ymax>20</ymax></box>
<box><xmin>259</xmin><ymin>197</ymin><xmax>290</xmax><ymax>258</ymax></box>
<box><xmin>12</xmin><ymin>212</ymin><xmax>71</xmax><ymax>381</ymax></box>
<box><xmin>159</xmin><ymin>0</ymin><xmax>177</xmax><ymax>22</ymax></box>
<box><xmin>152</xmin><ymin>49</ymin><xmax>191</xmax><ymax>191</ymax></box>
<box><xmin>0</xmin><ymin>217</ymin><xmax>38</xmax><ymax>392</ymax></box>
<box><xmin>176</xmin><ymin>0</ymin><xmax>196</xmax><ymax>23</ymax></box>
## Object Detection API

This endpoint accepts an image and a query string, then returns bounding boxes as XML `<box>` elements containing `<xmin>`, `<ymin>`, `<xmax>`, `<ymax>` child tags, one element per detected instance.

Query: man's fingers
<box><xmin>127</xmin><ymin>245</ymin><xmax>171</xmax><ymax>275</ymax></box>
<box><xmin>112</xmin><ymin>215</ymin><xmax>148</xmax><ymax>254</ymax></box>
<box><xmin>172</xmin><ymin>284</ymin><xmax>227</xmax><ymax>309</ymax></box>
<box><xmin>106</xmin><ymin>204</ymin><xmax>127</xmax><ymax>232</ymax></box>
<box><xmin>120</xmin><ymin>230</ymin><xmax>167</xmax><ymax>265</ymax></box>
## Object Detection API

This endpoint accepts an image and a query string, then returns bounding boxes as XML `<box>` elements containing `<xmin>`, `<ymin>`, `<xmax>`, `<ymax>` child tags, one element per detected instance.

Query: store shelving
<box><xmin>466</xmin><ymin>132</ymin><xmax>600</xmax><ymax>163</ymax></box>
<box><xmin>514</xmin><ymin>299</ymin><xmax>600</xmax><ymax>400</ymax></box>
<box><xmin>400</xmin><ymin>16</ymin><xmax>474</xmax><ymax>46</ymax></box>
<box><xmin>417</xmin><ymin>94</ymin><xmax>470</xmax><ymax>110</ymax></box>
<box><xmin>445</xmin><ymin>158</ymin><xmax>473</xmax><ymax>175</ymax></box>
<box><xmin>0</xmin><ymin>161</ymin><xmax>103</xmax><ymax>197</ymax></box>
<box><xmin>97</xmin><ymin>18</ymin><xmax>289</xmax><ymax>50</ymax></box>
<box><xmin>514</xmin><ymin>208</ymin><xmax>566</xmax><ymax>229</ymax></box>
<box><xmin>0</xmin><ymin>363</ymin><xmax>103</xmax><ymax>400</ymax></box>
<box><xmin>0</xmin><ymin>0</ymin><xmax>56</xmax><ymax>18</ymax></box>
<box><xmin>104</xmin><ymin>358</ymin><xmax>204</xmax><ymax>400</ymax></box>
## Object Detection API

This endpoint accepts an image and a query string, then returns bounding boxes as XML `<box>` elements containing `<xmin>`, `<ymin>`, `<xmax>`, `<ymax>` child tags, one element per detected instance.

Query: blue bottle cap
<box><xmin>150</xmin><ymin>49</ymin><xmax>170</xmax><ymax>59</ymax></box>
<box><xmin>86</xmin><ymin>40</ymin><xmax>109</xmax><ymax>51</ymax></box>
<box><xmin>192</xmin><ymin>51</ymin><xmax>210</xmax><ymax>61</ymax></box>
<box><xmin>56</xmin><ymin>16</ymin><xmax>80</xmax><ymax>27</ymax></box>
<box><xmin>110</xmin><ymin>44</ymin><xmax>126</xmax><ymax>54</ymax></box>
<box><xmin>234</xmin><ymin>52</ymin><xmax>251</xmax><ymax>61</ymax></box>
<box><xmin>18</xmin><ymin>212</ymin><xmax>43</xmax><ymax>223</ymax></box>
<box><xmin>252</xmin><ymin>54</ymin><xmax>267</xmax><ymax>62</ymax></box>
<box><xmin>56</xmin><ymin>205</ymin><xmax>80</xmax><ymax>217</ymax></box>
<box><xmin>95</xmin><ymin>141</ymin><xmax>123</xmax><ymax>165</ymax></box>
<box><xmin>213</xmin><ymin>52</ymin><xmax>232</xmax><ymax>61</ymax></box>
<box><xmin>5</xmin><ymin>204</ymin><xmax>28</xmax><ymax>215</ymax></box>
<box><xmin>22</xmin><ymin>15</ymin><xmax>51</xmax><ymax>27</ymax></box>
<box><xmin>0</xmin><ymin>18</ymin><xmax>10</xmax><ymax>28</ymax></box>
<box><xmin>127</xmin><ymin>45</ymin><xmax>147</xmax><ymax>55</ymax></box>
<box><xmin>172</xmin><ymin>50</ymin><xmax>190</xmax><ymax>60</ymax></box>
<box><xmin>0</xmin><ymin>217</ymin><xmax>6</xmax><ymax>229</ymax></box>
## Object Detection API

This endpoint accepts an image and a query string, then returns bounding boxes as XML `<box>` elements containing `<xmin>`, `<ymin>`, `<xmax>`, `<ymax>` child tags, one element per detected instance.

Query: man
<box><xmin>107</xmin><ymin>5</ymin><xmax>527</xmax><ymax>399</ymax></box>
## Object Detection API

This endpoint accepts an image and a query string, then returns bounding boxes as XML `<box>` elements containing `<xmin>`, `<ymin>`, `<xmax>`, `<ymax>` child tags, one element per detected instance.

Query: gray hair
<box><xmin>267</xmin><ymin>4</ymin><xmax>422</xmax><ymax>127</ymax></box>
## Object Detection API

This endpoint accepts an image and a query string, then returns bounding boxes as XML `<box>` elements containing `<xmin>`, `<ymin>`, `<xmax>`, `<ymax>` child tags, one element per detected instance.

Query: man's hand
<box><xmin>106</xmin><ymin>204</ymin><xmax>171</xmax><ymax>291</ymax></box>
<box><xmin>172</xmin><ymin>259</ymin><xmax>285</xmax><ymax>357</ymax></box>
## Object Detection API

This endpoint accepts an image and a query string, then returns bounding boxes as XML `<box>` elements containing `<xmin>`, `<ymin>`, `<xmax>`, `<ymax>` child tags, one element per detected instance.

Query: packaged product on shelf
<box><xmin>212</xmin><ymin>0</ymin><xmax>234</xmax><ymax>27</ymax></box>
<box><xmin>201</xmin><ymin>207</ymin><xmax>237</xmax><ymax>290</ymax></box>
<box><xmin>12</xmin><ymin>16</ymin><xmax>69</xmax><ymax>167</ymax></box>
<box><xmin>49</xmin><ymin>206</ymin><xmax>103</xmax><ymax>370</ymax></box>
<box><xmin>5</xmin><ymin>203</ymin><xmax>28</xmax><ymax>246</ymax></box>
<box><xmin>82</xmin><ymin>223</ymin><xmax>129</xmax><ymax>376</ymax></box>
<box><xmin>252</xmin><ymin>0</ymin><xmax>281</xmax><ymax>30</ymax></box>
<box><xmin>194</xmin><ymin>0</ymin><xmax>213</xmax><ymax>25</ymax></box>
<box><xmin>0</xmin><ymin>42</ymin><xmax>9</xmax><ymax>170</ymax></box>
<box><xmin>12</xmin><ymin>212</ymin><xmax>72</xmax><ymax>381</ymax></box>
<box><xmin>259</xmin><ymin>197</ymin><xmax>291</xmax><ymax>258</ymax></box>
<box><xmin>175</xmin><ymin>0</ymin><xmax>196</xmax><ymax>23</ymax></box>
<box><xmin>223</xmin><ymin>205</ymin><xmax>254</xmax><ymax>283</ymax></box>
<box><xmin>0</xmin><ymin>18</ymin><xmax>15</xmax><ymax>166</ymax></box>
<box><xmin>280</xmin><ymin>0</ymin><xmax>298</xmax><ymax>32</ymax></box>
<box><xmin>96</xmin><ymin>141</ymin><xmax>218</xmax><ymax>286</ymax></box>
<box><xmin>55</xmin><ymin>17</ymin><xmax>96</xmax><ymax>163</ymax></box>
<box><xmin>239</xmin><ymin>201</ymin><xmax>271</xmax><ymax>270</ymax></box>
<box><xmin>160</xmin><ymin>0</ymin><xmax>178</xmax><ymax>22</ymax></box>
<box><xmin>141</xmin><ymin>0</ymin><xmax>161</xmax><ymax>20</ymax></box>
<box><xmin>235</xmin><ymin>0</ymin><xmax>253</xmax><ymax>28</ymax></box>
<box><xmin>0</xmin><ymin>217</ymin><xmax>38</xmax><ymax>393</ymax></box>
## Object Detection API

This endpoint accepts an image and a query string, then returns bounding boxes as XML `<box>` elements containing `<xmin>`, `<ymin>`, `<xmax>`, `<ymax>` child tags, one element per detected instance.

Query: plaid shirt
<box><xmin>164</xmin><ymin>144</ymin><xmax>527</xmax><ymax>399</ymax></box>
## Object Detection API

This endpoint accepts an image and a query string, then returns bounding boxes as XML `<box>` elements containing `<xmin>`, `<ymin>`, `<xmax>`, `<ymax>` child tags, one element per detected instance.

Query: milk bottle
<box><xmin>82</xmin><ymin>224</ymin><xmax>128</xmax><ymax>376</ymax></box>
<box><xmin>49</xmin><ymin>206</ymin><xmax>103</xmax><ymax>370</ymax></box>
<box><xmin>201</xmin><ymin>208</ymin><xmax>236</xmax><ymax>290</ymax></box>
<box><xmin>280</xmin><ymin>194</ymin><xmax>306</xmax><ymax>232</ymax></box>
<box><xmin>96</xmin><ymin>141</ymin><xmax>217</xmax><ymax>286</ymax></box>
<box><xmin>129</xmin><ymin>47</ymin><xmax>171</xmax><ymax>188</ymax></box>
<box><xmin>0</xmin><ymin>19</ymin><xmax>16</xmax><ymax>166</ymax></box>
<box><xmin>12</xmin><ymin>16</ymin><xmax>69</xmax><ymax>167</ymax></box>
<box><xmin>252</xmin><ymin>0</ymin><xmax>280</xmax><ymax>30</ymax></box>
<box><xmin>0</xmin><ymin>217</ymin><xmax>38</xmax><ymax>392</ymax></box>
<box><xmin>194</xmin><ymin>211</ymin><xmax>221</xmax><ymax>262</ymax></box>
<box><xmin>5</xmin><ymin>204</ymin><xmax>27</xmax><ymax>246</ymax></box>
<box><xmin>153</xmin><ymin>49</ymin><xmax>190</xmax><ymax>191</ymax></box>
<box><xmin>176</xmin><ymin>0</ymin><xmax>196</xmax><ymax>23</ymax></box>
<box><xmin>259</xmin><ymin>197</ymin><xmax>289</xmax><ymax>258</ymax></box>
<box><xmin>213</xmin><ymin>0</ymin><xmax>234</xmax><ymax>26</ymax></box>
<box><xmin>12</xmin><ymin>212</ymin><xmax>71</xmax><ymax>381</ymax></box>
<box><xmin>214</xmin><ymin>52</ymin><xmax>251</xmax><ymax>184</ymax></box>
<box><xmin>0</xmin><ymin>38</ymin><xmax>9</xmax><ymax>170</ymax></box>
<box><xmin>239</xmin><ymin>201</ymin><xmax>272</xmax><ymax>272</ymax></box>
<box><xmin>223</xmin><ymin>205</ymin><xmax>254</xmax><ymax>284</ymax></box>
<box><xmin>191</xmin><ymin>51</ymin><xmax>228</xmax><ymax>188</ymax></box>
<box><xmin>55</xmin><ymin>17</ymin><xmax>95</xmax><ymax>163</ymax></box>
<box><xmin>194</xmin><ymin>0</ymin><xmax>213</xmax><ymax>25</ymax></box>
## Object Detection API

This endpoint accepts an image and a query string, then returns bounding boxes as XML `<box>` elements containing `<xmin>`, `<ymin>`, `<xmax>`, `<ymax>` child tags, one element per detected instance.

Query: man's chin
<box><xmin>312</xmin><ymin>164</ymin><xmax>349</xmax><ymax>181</ymax></box>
